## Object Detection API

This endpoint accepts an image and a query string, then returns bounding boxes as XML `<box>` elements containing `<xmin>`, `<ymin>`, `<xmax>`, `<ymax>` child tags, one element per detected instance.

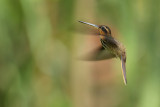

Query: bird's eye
<box><xmin>101</xmin><ymin>26</ymin><xmax>108</xmax><ymax>34</ymax></box>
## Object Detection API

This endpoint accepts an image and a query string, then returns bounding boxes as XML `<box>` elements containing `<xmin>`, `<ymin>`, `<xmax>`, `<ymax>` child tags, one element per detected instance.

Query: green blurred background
<box><xmin>0</xmin><ymin>0</ymin><xmax>160</xmax><ymax>107</ymax></box>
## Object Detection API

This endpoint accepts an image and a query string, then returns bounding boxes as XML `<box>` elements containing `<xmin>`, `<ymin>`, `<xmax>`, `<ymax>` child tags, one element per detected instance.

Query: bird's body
<box><xmin>78</xmin><ymin>21</ymin><xmax>127</xmax><ymax>85</ymax></box>
<box><xmin>100</xmin><ymin>36</ymin><xmax>126</xmax><ymax>60</ymax></box>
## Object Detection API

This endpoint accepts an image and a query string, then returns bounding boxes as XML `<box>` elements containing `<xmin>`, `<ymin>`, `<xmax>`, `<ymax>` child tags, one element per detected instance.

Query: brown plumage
<box><xmin>78</xmin><ymin>21</ymin><xmax>127</xmax><ymax>85</ymax></box>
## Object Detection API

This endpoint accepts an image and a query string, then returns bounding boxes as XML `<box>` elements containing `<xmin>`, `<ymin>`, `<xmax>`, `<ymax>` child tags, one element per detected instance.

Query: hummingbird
<box><xmin>78</xmin><ymin>21</ymin><xmax>127</xmax><ymax>85</ymax></box>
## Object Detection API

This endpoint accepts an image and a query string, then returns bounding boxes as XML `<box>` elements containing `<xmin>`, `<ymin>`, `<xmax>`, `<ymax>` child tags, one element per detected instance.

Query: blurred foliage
<box><xmin>0</xmin><ymin>0</ymin><xmax>160</xmax><ymax>107</ymax></box>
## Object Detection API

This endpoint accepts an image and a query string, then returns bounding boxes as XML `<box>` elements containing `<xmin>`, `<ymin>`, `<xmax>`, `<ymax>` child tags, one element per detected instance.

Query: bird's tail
<box><xmin>121</xmin><ymin>55</ymin><xmax>127</xmax><ymax>85</ymax></box>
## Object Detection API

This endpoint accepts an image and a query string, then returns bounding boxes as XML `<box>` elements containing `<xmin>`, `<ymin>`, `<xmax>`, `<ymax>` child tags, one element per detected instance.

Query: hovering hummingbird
<box><xmin>78</xmin><ymin>21</ymin><xmax>127</xmax><ymax>85</ymax></box>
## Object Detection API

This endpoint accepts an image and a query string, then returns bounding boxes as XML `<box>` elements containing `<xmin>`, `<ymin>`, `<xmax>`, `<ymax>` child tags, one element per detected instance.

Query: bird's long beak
<box><xmin>78</xmin><ymin>21</ymin><xmax>99</xmax><ymax>29</ymax></box>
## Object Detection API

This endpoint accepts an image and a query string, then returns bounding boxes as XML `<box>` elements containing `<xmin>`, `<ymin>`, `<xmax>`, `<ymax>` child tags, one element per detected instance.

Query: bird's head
<box><xmin>98</xmin><ymin>25</ymin><xmax>111</xmax><ymax>36</ymax></box>
<box><xmin>78</xmin><ymin>21</ymin><xmax>111</xmax><ymax>36</ymax></box>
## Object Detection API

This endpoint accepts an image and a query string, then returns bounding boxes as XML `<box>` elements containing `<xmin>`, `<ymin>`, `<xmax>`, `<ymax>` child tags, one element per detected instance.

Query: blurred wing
<box><xmin>121</xmin><ymin>56</ymin><xmax>127</xmax><ymax>85</ymax></box>
<box><xmin>80</xmin><ymin>46</ymin><xmax>115</xmax><ymax>61</ymax></box>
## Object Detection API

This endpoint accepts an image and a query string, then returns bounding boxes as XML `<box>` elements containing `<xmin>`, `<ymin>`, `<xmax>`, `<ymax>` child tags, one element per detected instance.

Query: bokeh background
<box><xmin>0</xmin><ymin>0</ymin><xmax>160</xmax><ymax>107</ymax></box>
